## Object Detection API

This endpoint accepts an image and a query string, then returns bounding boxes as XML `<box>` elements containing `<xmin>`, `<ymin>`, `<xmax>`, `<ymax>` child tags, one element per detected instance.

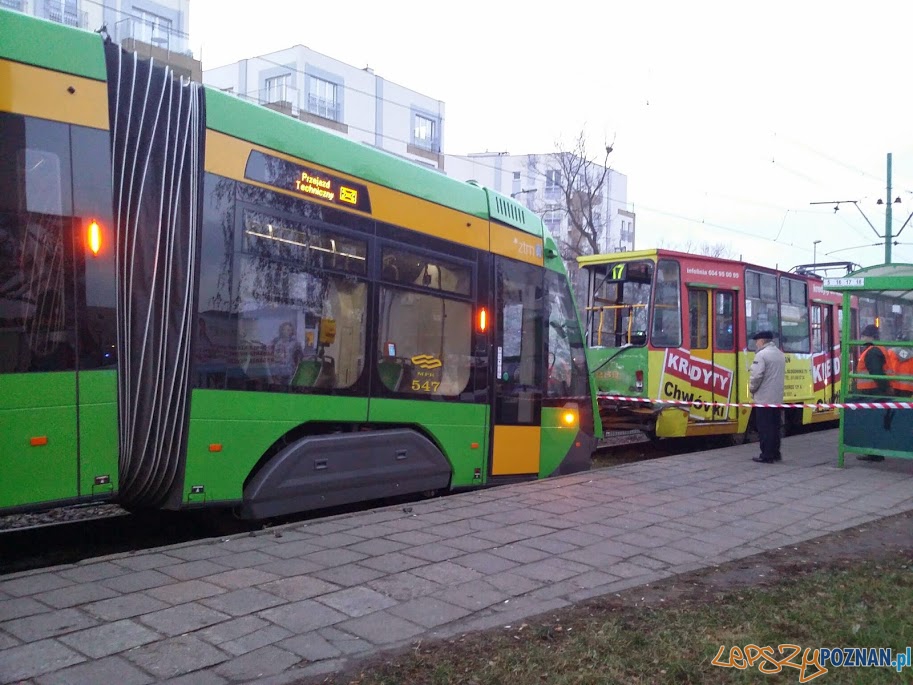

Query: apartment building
<box><xmin>445</xmin><ymin>151</ymin><xmax>635</xmax><ymax>255</ymax></box>
<box><xmin>204</xmin><ymin>47</ymin><xmax>445</xmax><ymax>170</ymax></box>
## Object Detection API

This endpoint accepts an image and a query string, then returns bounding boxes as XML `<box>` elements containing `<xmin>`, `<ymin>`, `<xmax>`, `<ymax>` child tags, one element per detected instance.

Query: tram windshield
<box><xmin>586</xmin><ymin>260</ymin><xmax>654</xmax><ymax>347</ymax></box>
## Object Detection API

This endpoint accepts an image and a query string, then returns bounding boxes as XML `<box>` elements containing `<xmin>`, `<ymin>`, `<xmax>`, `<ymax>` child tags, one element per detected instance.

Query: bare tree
<box><xmin>659</xmin><ymin>239</ymin><xmax>735</xmax><ymax>259</ymax></box>
<box><xmin>528</xmin><ymin>130</ymin><xmax>614</xmax><ymax>262</ymax></box>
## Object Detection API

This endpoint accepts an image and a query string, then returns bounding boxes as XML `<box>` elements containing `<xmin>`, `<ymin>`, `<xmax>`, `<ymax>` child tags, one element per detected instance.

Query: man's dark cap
<box><xmin>751</xmin><ymin>330</ymin><xmax>775</xmax><ymax>341</ymax></box>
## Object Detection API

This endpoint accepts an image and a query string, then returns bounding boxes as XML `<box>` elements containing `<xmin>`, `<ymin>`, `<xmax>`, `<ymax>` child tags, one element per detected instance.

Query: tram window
<box><xmin>781</xmin><ymin>278</ymin><xmax>807</xmax><ymax>306</ymax></box>
<box><xmin>811</xmin><ymin>306</ymin><xmax>824</xmax><ymax>353</ymax></box>
<box><xmin>243</xmin><ymin>210</ymin><xmax>367</xmax><ymax>275</ymax></box>
<box><xmin>73</xmin><ymin>126</ymin><xmax>116</xmax><ymax>370</ymax></box>
<box><xmin>381</xmin><ymin>246</ymin><xmax>471</xmax><ymax>296</ymax></box>
<box><xmin>780</xmin><ymin>278</ymin><xmax>809</xmax><ymax>352</ymax></box>
<box><xmin>746</xmin><ymin>272</ymin><xmax>760</xmax><ymax>299</ymax></box>
<box><xmin>650</xmin><ymin>259</ymin><xmax>681</xmax><ymax>347</ymax></box>
<box><xmin>715</xmin><ymin>292</ymin><xmax>734</xmax><ymax>350</ymax></box>
<box><xmin>0</xmin><ymin>114</ymin><xmax>76</xmax><ymax>374</ymax></box>
<box><xmin>496</xmin><ymin>258</ymin><xmax>544</xmax><ymax>422</ymax></box>
<box><xmin>745</xmin><ymin>269</ymin><xmax>779</xmax><ymax>341</ymax></box>
<box><xmin>588</xmin><ymin>260</ymin><xmax>653</xmax><ymax>347</ymax></box>
<box><xmin>688</xmin><ymin>290</ymin><xmax>709</xmax><ymax>349</ymax></box>
<box><xmin>625</xmin><ymin>261</ymin><xmax>652</xmax><ymax>283</ymax></box>
<box><xmin>760</xmin><ymin>273</ymin><xmax>777</xmax><ymax>300</ymax></box>
<box><xmin>545</xmin><ymin>270</ymin><xmax>589</xmax><ymax>398</ymax></box>
<box><xmin>233</xmin><ymin>255</ymin><xmax>368</xmax><ymax>391</ymax></box>
<box><xmin>376</xmin><ymin>286</ymin><xmax>472</xmax><ymax>399</ymax></box>
<box><xmin>193</xmin><ymin>204</ymin><xmax>369</xmax><ymax>392</ymax></box>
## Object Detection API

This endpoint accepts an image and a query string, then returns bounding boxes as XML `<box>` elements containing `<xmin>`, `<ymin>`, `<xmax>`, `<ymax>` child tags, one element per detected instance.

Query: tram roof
<box><xmin>577</xmin><ymin>249</ymin><xmax>803</xmax><ymax>275</ymax></box>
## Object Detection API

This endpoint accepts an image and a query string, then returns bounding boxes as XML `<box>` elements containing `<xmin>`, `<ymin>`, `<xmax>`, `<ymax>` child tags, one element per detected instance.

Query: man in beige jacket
<box><xmin>749</xmin><ymin>330</ymin><xmax>786</xmax><ymax>464</ymax></box>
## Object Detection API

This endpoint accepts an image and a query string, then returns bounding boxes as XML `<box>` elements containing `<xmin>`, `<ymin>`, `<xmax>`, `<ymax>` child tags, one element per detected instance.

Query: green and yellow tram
<box><xmin>0</xmin><ymin>9</ymin><xmax>596</xmax><ymax>517</ymax></box>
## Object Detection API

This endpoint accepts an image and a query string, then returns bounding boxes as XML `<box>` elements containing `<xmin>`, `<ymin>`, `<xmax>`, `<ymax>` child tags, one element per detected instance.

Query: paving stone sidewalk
<box><xmin>3</xmin><ymin>430</ymin><xmax>913</xmax><ymax>684</ymax></box>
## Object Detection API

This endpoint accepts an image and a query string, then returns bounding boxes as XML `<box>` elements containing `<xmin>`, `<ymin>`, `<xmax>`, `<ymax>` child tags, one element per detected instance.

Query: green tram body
<box><xmin>0</xmin><ymin>10</ymin><xmax>597</xmax><ymax>517</ymax></box>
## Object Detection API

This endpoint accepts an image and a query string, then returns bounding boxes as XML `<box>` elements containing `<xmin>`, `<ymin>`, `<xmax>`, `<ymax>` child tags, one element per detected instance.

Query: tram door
<box><xmin>687</xmin><ymin>288</ymin><xmax>738</xmax><ymax>422</ymax></box>
<box><xmin>490</xmin><ymin>258</ymin><xmax>542</xmax><ymax>476</ymax></box>
<box><xmin>814</xmin><ymin>303</ymin><xmax>838</xmax><ymax>403</ymax></box>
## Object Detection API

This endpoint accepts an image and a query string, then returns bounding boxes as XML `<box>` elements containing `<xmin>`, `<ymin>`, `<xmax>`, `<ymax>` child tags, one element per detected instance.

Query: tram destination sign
<box><xmin>245</xmin><ymin>150</ymin><xmax>372</xmax><ymax>214</ymax></box>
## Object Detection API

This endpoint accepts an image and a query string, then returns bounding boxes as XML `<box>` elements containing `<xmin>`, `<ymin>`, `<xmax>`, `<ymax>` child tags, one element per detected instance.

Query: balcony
<box><xmin>245</xmin><ymin>86</ymin><xmax>349</xmax><ymax>135</ymax></box>
<box><xmin>114</xmin><ymin>16</ymin><xmax>200</xmax><ymax>81</ymax></box>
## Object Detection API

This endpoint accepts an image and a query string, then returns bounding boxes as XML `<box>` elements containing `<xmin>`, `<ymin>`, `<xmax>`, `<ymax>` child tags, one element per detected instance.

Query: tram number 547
<box><xmin>412</xmin><ymin>380</ymin><xmax>441</xmax><ymax>392</ymax></box>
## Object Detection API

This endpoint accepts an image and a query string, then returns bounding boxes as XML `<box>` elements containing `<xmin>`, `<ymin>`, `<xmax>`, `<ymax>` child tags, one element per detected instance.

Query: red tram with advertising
<box><xmin>578</xmin><ymin>249</ymin><xmax>852</xmax><ymax>442</ymax></box>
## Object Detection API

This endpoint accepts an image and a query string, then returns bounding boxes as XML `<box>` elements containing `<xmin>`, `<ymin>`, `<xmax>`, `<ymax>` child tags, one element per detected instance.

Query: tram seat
<box><xmin>314</xmin><ymin>357</ymin><xmax>336</xmax><ymax>389</ymax></box>
<box><xmin>379</xmin><ymin>359</ymin><xmax>405</xmax><ymax>391</ymax></box>
<box><xmin>291</xmin><ymin>360</ymin><xmax>320</xmax><ymax>387</ymax></box>
<box><xmin>291</xmin><ymin>356</ymin><xmax>336</xmax><ymax>389</ymax></box>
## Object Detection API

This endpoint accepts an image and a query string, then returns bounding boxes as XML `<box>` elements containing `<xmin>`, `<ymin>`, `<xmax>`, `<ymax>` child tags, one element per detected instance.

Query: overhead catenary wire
<box><xmin>200</xmin><ymin>55</ymin><xmax>912</xmax><ymax>263</ymax></box>
<box><xmin>228</xmin><ymin>55</ymin><xmax>864</xmax><ymax>220</ymax></box>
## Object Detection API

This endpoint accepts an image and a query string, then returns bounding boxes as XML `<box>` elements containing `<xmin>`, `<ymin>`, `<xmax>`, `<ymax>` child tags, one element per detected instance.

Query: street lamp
<box><xmin>510</xmin><ymin>188</ymin><xmax>537</xmax><ymax>199</ymax></box>
<box><xmin>813</xmin><ymin>240</ymin><xmax>821</xmax><ymax>266</ymax></box>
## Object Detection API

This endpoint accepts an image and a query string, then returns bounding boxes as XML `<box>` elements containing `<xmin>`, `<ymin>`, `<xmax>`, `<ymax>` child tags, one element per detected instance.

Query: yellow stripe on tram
<box><xmin>0</xmin><ymin>59</ymin><xmax>109</xmax><ymax>130</ymax></box>
<box><xmin>490</xmin><ymin>221</ymin><xmax>544</xmax><ymax>267</ymax></box>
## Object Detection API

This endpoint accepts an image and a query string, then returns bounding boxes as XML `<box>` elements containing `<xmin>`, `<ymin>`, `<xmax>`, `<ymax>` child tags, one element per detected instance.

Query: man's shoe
<box><xmin>857</xmin><ymin>454</ymin><xmax>885</xmax><ymax>462</ymax></box>
<box><xmin>753</xmin><ymin>456</ymin><xmax>775</xmax><ymax>464</ymax></box>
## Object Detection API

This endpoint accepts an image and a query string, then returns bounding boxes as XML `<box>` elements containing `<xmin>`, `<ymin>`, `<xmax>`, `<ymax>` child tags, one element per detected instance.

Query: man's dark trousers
<box><xmin>754</xmin><ymin>407</ymin><xmax>781</xmax><ymax>461</ymax></box>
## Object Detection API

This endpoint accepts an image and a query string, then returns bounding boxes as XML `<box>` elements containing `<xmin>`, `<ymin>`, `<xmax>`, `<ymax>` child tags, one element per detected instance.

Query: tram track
<box><xmin>0</xmin><ymin>430</ymin><xmax>834</xmax><ymax>575</ymax></box>
<box><xmin>0</xmin><ymin>493</ymin><xmax>431</xmax><ymax>575</ymax></box>
<box><xmin>0</xmin><ymin>508</ymin><xmax>241</xmax><ymax>575</ymax></box>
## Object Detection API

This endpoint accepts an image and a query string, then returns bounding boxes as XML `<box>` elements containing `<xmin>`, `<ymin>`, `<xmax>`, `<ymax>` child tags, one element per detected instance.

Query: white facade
<box><xmin>204</xmin><ymin>48</ymin><xmax>446</xmax><ymax>170</ymax></box>
<box><xmin>445</xmin><ymin>152</ymin><xmax>634</xmax><ymax>254</ymax></box>
<box><xmin>3</xmin><ymin>0</ymin><xmax>192</xmax><ymax>56</ymax></box>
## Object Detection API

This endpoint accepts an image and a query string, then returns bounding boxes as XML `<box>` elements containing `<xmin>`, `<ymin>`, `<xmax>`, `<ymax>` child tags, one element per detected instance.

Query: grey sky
<box><xmin>191</xmin><ymin>0</ymin><xmax>913</xmax><ymax>269</ymax></box>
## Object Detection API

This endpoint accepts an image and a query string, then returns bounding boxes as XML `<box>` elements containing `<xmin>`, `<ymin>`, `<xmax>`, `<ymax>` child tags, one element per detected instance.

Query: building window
<box><xmin>545</xmin><ymin>169</ymin><xmax>561</xmax><ymax>197</ymax></box>
<box><xmin>1</xmin><ymin>0</ymin><xmax>25</xmax><ymax>11</ymax></box>
<box><xmin>307</xmin><ymin>76</ymin><xmax>340</xmax><ymax>121</ymax></box>
<box><xmin>44</xmin><ymin>0</ymin><xmax>80</xmax><ymax>26</ymax></box>
<box><xmin>265</xmin><ymin>74</ymin><xmax>290</xmax><ymax>104</ymax></box>
<box><xmin>135</xmin><ymin>8</ymin><xmax>173</xmax><ymax>45</ymax></box>
<box><xmin>544</xmin><ymin>216</ymin><xmax>561</xmax><ymax>235</ymax></box>
<box><xmin>413</xmin><ymin>114</ymin><xmax>437</xmax><ymax>151</ymax></box>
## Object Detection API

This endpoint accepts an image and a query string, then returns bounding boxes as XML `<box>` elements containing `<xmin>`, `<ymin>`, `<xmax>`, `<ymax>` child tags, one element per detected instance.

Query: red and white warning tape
<box><xmin>596</xmin><ymin>394</ymin><xmax>913</xmax><ymax>411</ymax></box>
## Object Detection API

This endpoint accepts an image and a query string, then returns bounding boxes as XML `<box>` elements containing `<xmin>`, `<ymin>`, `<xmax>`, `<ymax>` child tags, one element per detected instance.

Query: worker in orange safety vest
<box><xmin>856</xmin><ymin>324</ymin><xmax>895</xmax><ymax>463</ymax></box>
<box><xmin>856</xmin><ymin>324</ymin><xmax>893</xmax><ymax>394</ymax></box>
<box><xmin>889</xmin><ymin>344</ymin><xmax>913</xmax><ymax>396</ymax></box>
